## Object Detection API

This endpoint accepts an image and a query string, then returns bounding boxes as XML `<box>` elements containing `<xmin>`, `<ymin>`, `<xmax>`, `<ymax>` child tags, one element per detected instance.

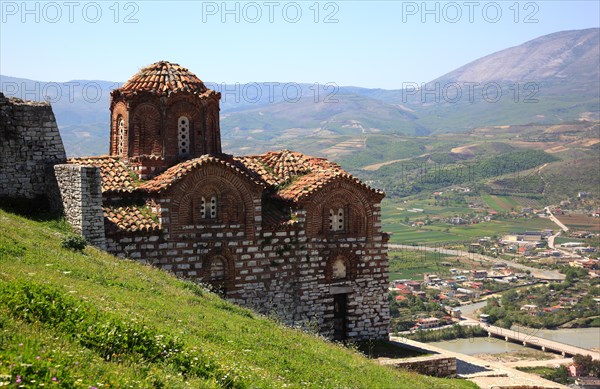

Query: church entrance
<box><xmin>332</xmin><ymin>293</ymin><xmax>347</xmax><ymax>341</ymax></box>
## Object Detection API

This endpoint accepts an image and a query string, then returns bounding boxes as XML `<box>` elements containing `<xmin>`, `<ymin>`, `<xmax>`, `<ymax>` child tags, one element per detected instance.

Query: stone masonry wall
<box><xmin>54</xmin><ymin>164</ymin><xmax>106</xmax><ymax>249</ymax></box>
<box><xmin>380</xmin><ymin>355</ymin><xmax>457</xmax><ymax>378</ymax></box>
<box><xmin>0</xmin><ymin>93</ymin><xmax>66</xmax><ymax>199</ymax></box>
<box><xmin>105</xmin><ymin>201</ymin><xmax>390</xmax><ymax>340</ymax></box>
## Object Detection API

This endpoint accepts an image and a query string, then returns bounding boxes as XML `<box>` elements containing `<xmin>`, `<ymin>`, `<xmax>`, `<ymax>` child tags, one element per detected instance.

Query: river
<box><xmin>430</xmin><ymin>301</ymin><xmax>600</xmax><ymax>355</ymax></box>
<box><xmin>429</xmin><ymin>327</ymin><xmax>600</xmax><ymax>355</ymax></box>
<box><xmin>430</xmin><ymin>326</ymin><xmax>600</xmax><ymax>355</ymax></box>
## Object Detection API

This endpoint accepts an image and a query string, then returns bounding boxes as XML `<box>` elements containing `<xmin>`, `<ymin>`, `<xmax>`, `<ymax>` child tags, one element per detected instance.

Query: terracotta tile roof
<box><xmin>241</xmin><ymin>150</ymin><xmax>384</xmax><ymax>203</ymax></box>
<box><xmin>139</xmin><ymin>154</ymin><xmax>266</xmax><ymax>193</ymax></box>
<box><xmin>275</xmin><ymin>169</ymin><xmax>383</xmax><ymax>202</ymax></box>
<box><xmin>103</xmin><ymin>205</ymin><xmax>160</xmax><ymax>232</ymax></box>
<box><xmin>69</xmin><ymin>150</ymin><xmax>383</xmax><ymax>203</ymax></box>
<box><xmin>242</xmin><ymin>150</ymin><xmax>336</xmax><ymax>186</ymax></box>
<box><xmin>233</xmin><ymin>156</ymin><xmax>280</xmax><ymax>186</ymax></box>
<box><xmin>68</xmin><ymin>156</ymin><xmax>138</xmax><ymax>193</ymax></box>
<box><xmin>114</xmin><ymin>61</ymin><xmax>208</xmax><ymax>96</ymax></box>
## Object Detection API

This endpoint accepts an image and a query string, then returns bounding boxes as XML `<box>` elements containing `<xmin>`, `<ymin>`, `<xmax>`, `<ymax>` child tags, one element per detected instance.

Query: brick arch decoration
<box><xmin>110</xmin><ymin>101</ymin><xmax>128</xmax><ymax>157</ymax></box>
<box><xmin>166</xmin><ymin>96</ymin><xmax>202</xmax><ymax>157</ymax></box>
<box><xmin>324</xmin><ymin>249</ymin><xmax>358</xmax><ymax>283</ymax></box>
<box><xmin>177</xmin><ymin>179</ymin><xmax>245</xmax><ymax>226</ymax></box>
<box><xmin>200</xmin><ymin>247</ymin><xmax>236</xmax><ymax>294</ymax></box>
<box><xmin>169</xmin><ymin>162</ymin><xmax>260</xmax><ymax>236</ymax></box>
<box><xmin>303</xmin><ymin>180</ymin><xmax>375</xmax><ymax>240</ymax></box>
<box><xmin>131</xmin><ymin>102</ymin><xmax>162</xmax><ymax>157</ymax></box>
<box><xmin>204</xmin><ymin>98</ymin><xmax>221</xmax><ymax>154</ymax></box>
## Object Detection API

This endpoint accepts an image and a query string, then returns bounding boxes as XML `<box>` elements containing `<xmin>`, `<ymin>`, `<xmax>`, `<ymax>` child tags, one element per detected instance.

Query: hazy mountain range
<box><xmin>1</xmin><ymin>28</ymin><xmax>598</xmax><ymax>157</ymax></box>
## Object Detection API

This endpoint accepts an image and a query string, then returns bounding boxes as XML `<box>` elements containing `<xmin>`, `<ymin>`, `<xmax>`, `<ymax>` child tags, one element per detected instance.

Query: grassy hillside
<box><xmin>0</xmin><ymin>209</ymin><xmax>475</xmax><ymax>388</ymax></box>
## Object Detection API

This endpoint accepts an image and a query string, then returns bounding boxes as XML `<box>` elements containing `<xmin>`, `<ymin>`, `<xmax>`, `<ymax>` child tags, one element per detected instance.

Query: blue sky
<box><xmin>1</xmin><ymin>1</ymin><xmax>599</xmax><ymax>88</ymax></box>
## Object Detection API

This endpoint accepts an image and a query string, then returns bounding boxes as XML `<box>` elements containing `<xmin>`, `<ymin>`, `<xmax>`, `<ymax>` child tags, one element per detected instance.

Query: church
<box><xmin>69</xmin><ymin>61</ymin><xmax>390</xmax><ymax>340</ymax></box>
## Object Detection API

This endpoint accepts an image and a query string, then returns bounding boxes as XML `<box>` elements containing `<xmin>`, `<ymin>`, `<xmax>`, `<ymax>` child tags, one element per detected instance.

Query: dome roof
<box><xmin>116</xmin><ymin>61</ymin><xmax>208</xmax><ymax>96</ymax></box>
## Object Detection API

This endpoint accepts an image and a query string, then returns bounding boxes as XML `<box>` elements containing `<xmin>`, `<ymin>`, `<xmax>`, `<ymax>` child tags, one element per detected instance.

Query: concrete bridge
<box><xmin>477</xmin><ymin>322</ymin><xmax>600</xmax><ymax>359</ymax></box>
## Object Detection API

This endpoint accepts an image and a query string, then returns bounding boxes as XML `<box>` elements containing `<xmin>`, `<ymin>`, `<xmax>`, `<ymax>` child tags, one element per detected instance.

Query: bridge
<box><xmin>472</xmin><ymin>321</ymin><xmax>600</xmax><ymax>359</ymax></box>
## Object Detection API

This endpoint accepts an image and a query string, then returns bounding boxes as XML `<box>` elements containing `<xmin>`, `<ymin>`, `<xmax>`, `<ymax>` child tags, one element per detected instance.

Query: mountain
<box><xmin>1</xmin><ymin>28</ymin><xmax>598</xmax><ymax>157</ymax></box>
<box><xmin>432</xmin><ymin>28</ymin><xmax>600</xmax><ymax>84</ymax></box>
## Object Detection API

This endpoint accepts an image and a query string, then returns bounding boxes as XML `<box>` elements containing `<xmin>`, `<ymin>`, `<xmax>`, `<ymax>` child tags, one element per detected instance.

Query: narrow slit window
<box><xmin>117</xmin><ymin>117</ymin><xmax>125</xmax><ymax>156</ymax></box>
<box><xmin>329</xmin><ymin>209</ymin><xmax>335</xmax><ymax>231</ymax></box>
<box><xmin>328</xmin><ymin>208</ymin><xmax>344</xmax><ymax>232</ymax></box>
<box><xmin>210</xmin><ymin>196</ymin><xmax>217</xmax><ymax>219</ymax></box>
<box><xmin>200</xmin><ymin>197</ymin><xmax>206</xmax><ymax>218</ymax></box>
<box><xmin>178</xmin><ymin>116</ymin><xmax>190</xmax><ymax>156</ymax></box>
<box><xmin>337</xmin><ymin>208</ymin><xmax>344</xmax><ymax>231</ymax></box>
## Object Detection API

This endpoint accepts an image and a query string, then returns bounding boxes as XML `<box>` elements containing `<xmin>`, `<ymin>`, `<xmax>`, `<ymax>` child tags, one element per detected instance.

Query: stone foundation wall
<box><xmin>54</xmin><ymin>164</ymin><xmax>106</xmax><ymax>249</ymax></box>
<box><xmin>0</xmin><ymin>93</ymin><xmax>66</xmax><ymax>199</ymax></box>
<box><xmin>381</xmin><ymin>355</ymin><xmax>457</xmax><ymax>378</ymax></box>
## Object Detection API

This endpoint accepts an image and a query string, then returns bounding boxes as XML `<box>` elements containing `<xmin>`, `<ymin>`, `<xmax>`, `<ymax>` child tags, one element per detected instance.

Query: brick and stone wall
<box><xmin>105</xmin><ymin>197</ymin><xmax>390</xmax><ymax>340</ymax></box>
<box><xmin>54</xmin><ymin>164</ymin><xmax>106</xmax><ymax>249</ymax></box>
<box><xmin>0</xmin><ymin>93</ymin><xmax>66</xmax><ymax>199</ymax></box>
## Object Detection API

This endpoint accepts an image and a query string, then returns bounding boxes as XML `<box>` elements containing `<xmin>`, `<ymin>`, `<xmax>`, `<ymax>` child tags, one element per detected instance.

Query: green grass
<box><xmin>0</xmin><ymin>209</ymin><xmax>476</xmax><ymax>388</ymax></box>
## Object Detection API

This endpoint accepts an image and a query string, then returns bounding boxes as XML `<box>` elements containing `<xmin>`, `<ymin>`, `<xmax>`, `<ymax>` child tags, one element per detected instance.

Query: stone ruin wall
<box><xmin>0</xmin><ymin>92</ymin><xmax>66</xmax><ymax>199</ymax></box>
<box><xmin>0</xmin><ymin>92</ymin><xmax>105</xmax><ymax>249</ymax></box>
<box><xmin>54</xmin><ymin>164</ymin><xmax>106</xmax><ymax>249</ymax></box>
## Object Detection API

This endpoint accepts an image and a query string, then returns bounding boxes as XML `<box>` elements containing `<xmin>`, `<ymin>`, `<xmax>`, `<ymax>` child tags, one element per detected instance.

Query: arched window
<box><xmin>332</xmin><ymin>256</ymin><xmax>347</xmax><ymax>280</ymax></box>
<box><xmin>178</xmin><ymin>116</ymin><xmax>190</xmax><ymax>156</ymax></box>
<box><xmin>204</xmin><ymin>254</ymin><xmax>229</xmax><ymax>295</ymax></box>
<box><xmin>117</xmin><ymin>116</ymin><xmax>125</xmax><ymax>156</ymax></box>
<box><xmin>200</xmin><ymin>196</ymin><xmax>217</xmax><ymax>219</ymax></box>
<box><xmin>329</xmin><ymin>208</ymin><xmax>345</xmax><ymax>232</ymax></box>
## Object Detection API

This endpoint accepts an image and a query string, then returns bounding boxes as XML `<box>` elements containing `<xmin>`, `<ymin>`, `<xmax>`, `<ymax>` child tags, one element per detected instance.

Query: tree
<box><xmin>573</xmin><ymin>354</ymin><xmax>593</xmax><ymax>376</ymax></box>
<box><xmin>591</xmin><ymin>359</ymin><xmax>600</xmax><ymax>378</ymax></box>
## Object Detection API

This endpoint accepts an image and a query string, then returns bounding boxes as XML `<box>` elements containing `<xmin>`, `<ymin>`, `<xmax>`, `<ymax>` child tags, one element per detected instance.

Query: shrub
<box><xmin>61</xmin><ymin>234</ymin><xmax>87</xmax><ymax>251</ymax></box>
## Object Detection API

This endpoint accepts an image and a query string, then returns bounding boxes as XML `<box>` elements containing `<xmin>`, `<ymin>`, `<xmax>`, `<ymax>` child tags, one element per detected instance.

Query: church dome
<box><xmin>116</xmin><ymin>61</ymin><xmax>208</xmax><ymax>96</ymax></box>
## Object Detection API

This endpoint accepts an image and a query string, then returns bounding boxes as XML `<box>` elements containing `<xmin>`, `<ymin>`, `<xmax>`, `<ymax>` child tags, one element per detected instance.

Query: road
<box><xmin>544</xmin><ymin>207</ymin><xmax>569</xmax><ymax>232</ymax></box>
<box><xmin>388</xmin><ymin>244</ymin><xmax>565</xmax><ymax>280</ymax></box>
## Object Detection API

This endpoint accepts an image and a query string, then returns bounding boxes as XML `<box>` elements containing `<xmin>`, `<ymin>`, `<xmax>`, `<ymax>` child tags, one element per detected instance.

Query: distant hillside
<box><xmin>432</xmin><ymin>28</ymin><xmax>600</xmax><ymax>84</ymax></box>
<box><xmin>0</xmin><ymin>208</ymin><xmax>476</xmax><ymax>388</ymax></box>
<box><xmin>1</xmin><ymin>28</ymin><xmax>598</xmax><ymax>157</ymax></box>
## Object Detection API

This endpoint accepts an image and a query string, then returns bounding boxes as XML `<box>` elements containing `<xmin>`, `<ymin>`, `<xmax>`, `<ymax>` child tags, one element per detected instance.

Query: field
<box><xmin>383</xmin><ymin>217</ymin><xmax>556</xmax><ymax>245</ymax></box>
<box><xmin>554</xmin><ymin>236</ymin><xmax>585</xmax><ymax>245</ymax></box>
<box><xmin>481</xmin><ymin>195</ymin><xmax>543</xmax><ymax>212</ymax></box>
<box><xmin>388</xmin><ymin>249</ymin><xmax>474</xmax><ymax>281</ymax></box>
<box><xmin>482</xmin><ymin>194</ymin><xmax>519</xmax><ymax>212</ymax></box>
<box><xmin>557</xmin><ymin>214</ymin><xmax>600</xmax><ymax>232</ymax></box>
<box><xmin>0</xmin><ymin>208</ymin><xmax>476</xmax><ymax>388</ymax></box>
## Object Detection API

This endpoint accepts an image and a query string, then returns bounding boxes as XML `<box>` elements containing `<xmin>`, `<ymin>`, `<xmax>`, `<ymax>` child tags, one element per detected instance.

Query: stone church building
<box><xmin>13</xmin><ymin>61</ymin><xmax>390</xmax><ymax>340</ymax></box>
